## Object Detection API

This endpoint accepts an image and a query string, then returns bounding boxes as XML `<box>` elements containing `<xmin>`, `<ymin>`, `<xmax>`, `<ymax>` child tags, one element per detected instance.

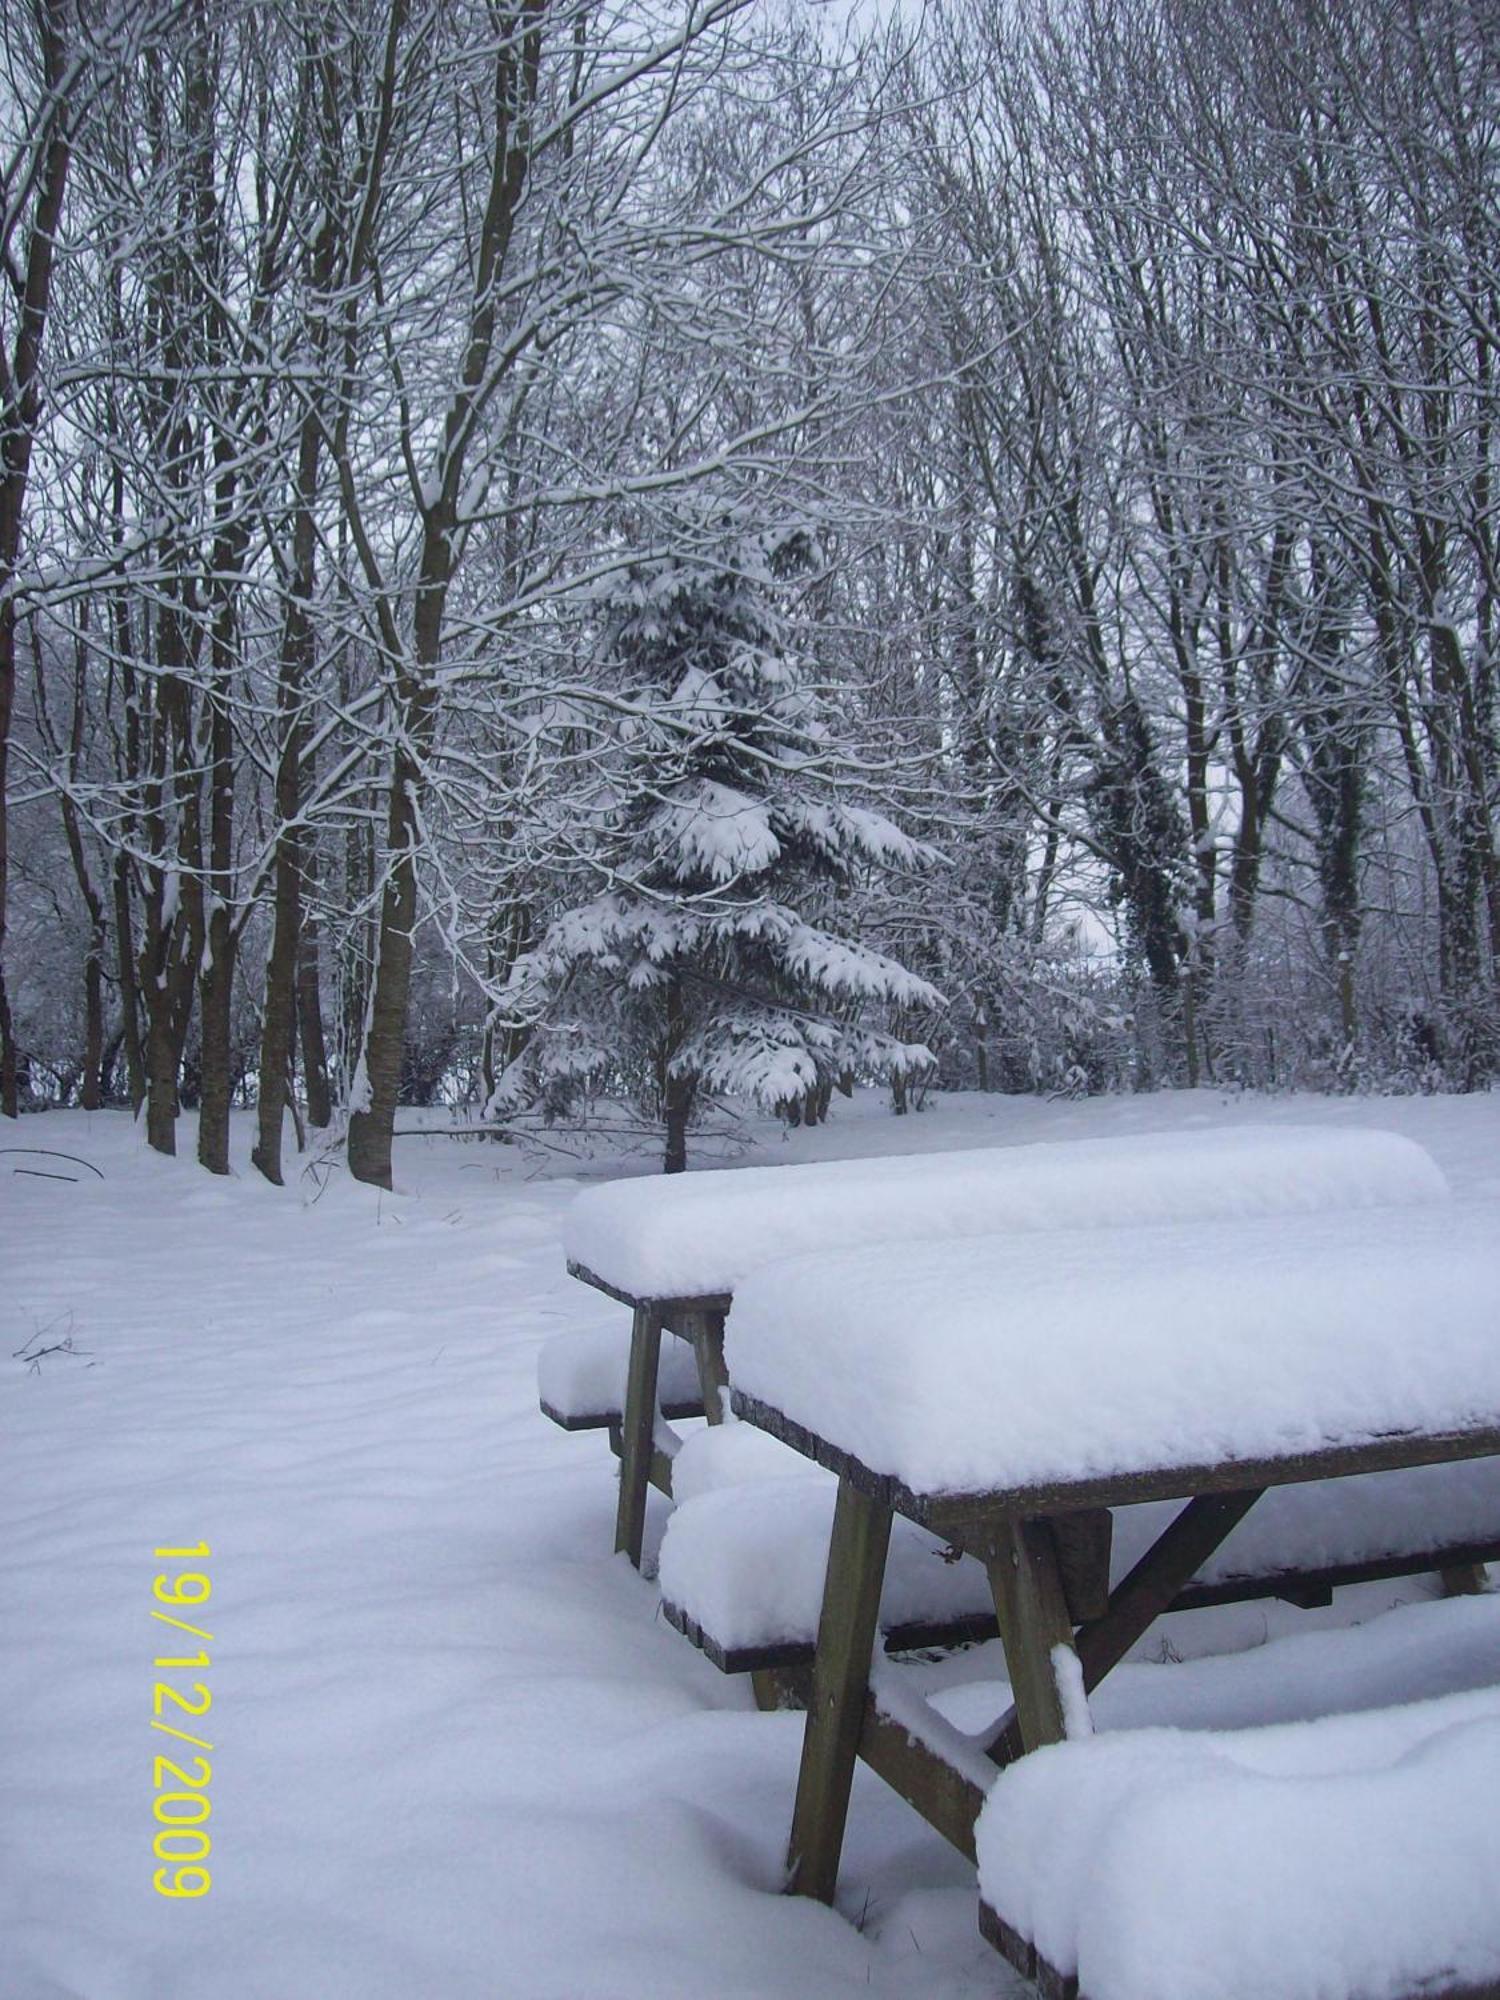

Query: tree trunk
<box><xmin>144</xmin><ymin>999</ymin><xmax>181</xmax><ymax>1154</ymax></box>
<box><xmin>252</xmin><ymin>842</ymin><xmax>300</xmax><ymax>1185</ymax></box>
<box><xmin>0</xmin><ymin>0</ymin><xmax>75</xmax><ymax>1118</ymax></box>
<box><xmin>197</xmin><ymin>603</ymin><xmax>238</xmax><ymax>1174</ymax></box>
<box><xmin>347</xmin><ymin>731</ymin><xmax>427</xmax><ymax>1190</ymax></box>
<box><xmin>296</xmin><ymin>880</ymin><xmax>332</xmax><ymax>1130</ymax></box>
<box><xmin>661</xmin><ymin>971</ymin><xmax>693</xmax><ymax>1174</ymax></box>
<box><xmin>0</xmin><ymin>599</ymin><xmax>16</xmax><ymax>1117</ymax></box>
<box><xmin>112</xmin><ymin>857</ymin><xmax>146</xmax><ymax>1112</ymax></box>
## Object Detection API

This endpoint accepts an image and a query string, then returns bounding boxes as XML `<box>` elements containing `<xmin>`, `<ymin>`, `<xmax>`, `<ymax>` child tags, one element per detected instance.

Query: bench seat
<box><xmin>975</xmin><ymin>1682</ymin><xmax>1500</xmax><ymax>2000</ymax></box>
<box><xmin>658</xmin><ymin>1433</ymin><xmax>1500</xmax><ymax>1673</ymax></box>
<box><xmin>539</xmin><ymin>1325</ymin><xmax>704</xmax><ymax>1432</ymax></box>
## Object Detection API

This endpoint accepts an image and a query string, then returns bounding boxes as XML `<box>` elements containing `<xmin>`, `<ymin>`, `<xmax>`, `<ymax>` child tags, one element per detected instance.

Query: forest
<box><xmin>2</xmin><ymin>0</ymin><xmax>1496</xmax><ymax>1186</ymax></box>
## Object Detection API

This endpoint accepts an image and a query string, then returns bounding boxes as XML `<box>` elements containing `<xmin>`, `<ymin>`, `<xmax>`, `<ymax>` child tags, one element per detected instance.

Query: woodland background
<box><xmin>2</xmin><ymin>0</ymin><xmax>1496</xmax><ymax>1185</ymax></box>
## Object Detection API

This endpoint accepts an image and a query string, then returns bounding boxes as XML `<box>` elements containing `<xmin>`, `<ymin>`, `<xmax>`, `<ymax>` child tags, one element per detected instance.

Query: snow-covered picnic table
<box><xmin>722</xmin><ymin>1202</ymin><xmax>1500</xmax><ymax>1993</ymax></box>
<box><xmin>557</xmin><ymin>1126</ymin><xmax>1447</xmax><ymax>1563</ymax></box>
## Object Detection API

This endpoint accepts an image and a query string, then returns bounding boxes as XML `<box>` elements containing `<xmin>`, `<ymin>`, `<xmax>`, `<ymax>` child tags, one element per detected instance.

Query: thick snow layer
<box><xmin>1116</xmin><ymin>1456</ymin><xmax>1500</xmax><ymax>1587</ymax></box>
<box><xmin>669</xmin><ymin>1418</ymin><xmax>814</xmax><ymax>1505</ymax></box>
<box><xmin>564</xmin><ymin>1123</ymin><xmax>1447</xmax><ymax>1299</ymax></box>
<box><xmin>538</xmin><ymin>1322</ymin><xmax>704</xmax><ymax>1422</ymax></box>
<box><xmin>657</xmin><ymin>1443</ymin><xmax>1500</xmax><ymax>1655</ymax></box>
<box><xmin>923</xmin><ymin>1591</ymin><xmax>1500</xmax><ymax>1741</ymax></box>
<box><xmin>659</xmin><ymin>1479</ymin><xmax>987</xmax><ymax>1655</ymax></box>
<box><xmin>727</xmin><ymin>1203</ymin><xmax>1500</xmax><ymax>1498</ymax></box>
<box><xmin>5</xmin><ymin>1086</ymin><xmax>1499</xmax><ymax>2000</ymax></box>
<box><xmin>975</xmin><ymin>1684</ymin><xmax>1500</xmax><ymax>2000</ymax></box>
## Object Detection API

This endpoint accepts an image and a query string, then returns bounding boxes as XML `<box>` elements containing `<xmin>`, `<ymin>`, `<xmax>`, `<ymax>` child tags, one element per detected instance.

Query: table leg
<box><xmin>983</xmin><ymin>1489</ymin><xmax>1264</xmax><ymax>1767</ymax></box>
<box><xmin>614</xmin><ymin>1304</ymin><xmax>663</xmax><ymax>1567</ymax></box>
<box><xmin>985</xmin><ymin>1517</ymin><xmax>1078</xmax><ymax>1751</ymax></box>
<box><xmin>786</xmin><ymin>1475</ymin><xmax>893</xmax><ymax>1904</ymax></box>
<box><xmin>687</xmin><ymin>1307</ymin><xmax>730</xmax><ymax>1423</ymax></box>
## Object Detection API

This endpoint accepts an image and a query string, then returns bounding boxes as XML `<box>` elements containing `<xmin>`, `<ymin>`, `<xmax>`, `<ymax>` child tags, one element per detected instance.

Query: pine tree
<box><xmin>491</xmin><ymin>524</ymin><xmax>942</xmax><ymax>1171</ymax></box>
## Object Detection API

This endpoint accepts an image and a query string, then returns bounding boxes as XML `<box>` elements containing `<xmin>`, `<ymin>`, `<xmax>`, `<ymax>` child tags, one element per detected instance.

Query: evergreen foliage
<box><xmin>490</xmin><ymin>525</ymin><xmax>942</xmax><ymax>1166</ymax></box>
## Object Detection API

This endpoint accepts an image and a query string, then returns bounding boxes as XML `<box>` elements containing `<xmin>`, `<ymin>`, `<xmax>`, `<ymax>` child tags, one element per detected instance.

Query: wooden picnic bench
<box><xmin>656</xmin><ymin>1445</ymin><xmax>1498</xmax><ymax>1696</ymax></box>
<box><xmin>560</xmin><ymin>1265</ymin><xmax>731</xmax><ymax>1565</ymax></box>
<box><xmin>551</xmin><ymin>1125</ymin><xmax>1448</xmax><ymax>1567</ymax></box>
<box><xmin>716</xmin><ymin>1199</ymin><xmax>1500</xmax><ymax>1995</ymax></box>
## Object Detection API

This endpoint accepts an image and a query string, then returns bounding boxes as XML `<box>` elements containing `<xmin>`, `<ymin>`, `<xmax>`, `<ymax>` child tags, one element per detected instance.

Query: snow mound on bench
<box><xmin>658</xmin><ymin>1479</ymin><xmax>990</xmax><ymax>1657</ymax></box>
<box><xmin>669</xmin><ymin>1419</ymin><xmax>814</xmax><ymax>1506</ymax></box>
<box><xmin>726</xmin><ymin>1203</ymin><xmax>1500</xmax><ymax>1498</ymax></box>
<box><xmin>537</xmin><ymin>1324</ymin><xmax>702</xmax><ymax>1425</ymax></box>
<box><xmin>658</xmin><ymin>1432</ymin><xmax>1500</xmax><ymax>1658</ymax></box>
<box><xmin>928</xmin><ymin>1592</ymin><xmax>1500</xmax><ymax>1740</ymax></box>
<box><xmin>977</xmin><ymin>1683</ymin><xmax>1500</xmax><ymax>2000</ymax></box>
<box><xmin>1115</xmin><ymin>1455</ymin><xmax>1500</xmax><ymax>1589</ymax></box>
<box><xmin>565</xmin><ymin>1125</ymin><xmax>1446</xmax><ymax>1301</ymax></box>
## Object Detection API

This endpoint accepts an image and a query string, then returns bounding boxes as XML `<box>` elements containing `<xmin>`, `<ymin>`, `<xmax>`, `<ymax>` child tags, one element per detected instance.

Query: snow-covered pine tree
<box><xmin>490</xmin><ymin>523</ymin><xmax>943</xmax><ymax>1171</ymax></box>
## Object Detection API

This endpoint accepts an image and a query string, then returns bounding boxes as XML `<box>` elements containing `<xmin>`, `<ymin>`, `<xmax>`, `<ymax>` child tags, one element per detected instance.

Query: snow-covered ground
<box><xmin>3</xmin><ymin>1087</ymin><xmax>1497</xmax><ymax>2000</ymax></box>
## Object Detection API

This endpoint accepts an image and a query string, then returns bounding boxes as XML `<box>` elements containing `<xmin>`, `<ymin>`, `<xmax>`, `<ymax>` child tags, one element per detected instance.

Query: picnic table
<box><xmin>720</xmin><ymin>1198</ymin><xmax>1500</xmax><ymax>1951</ymax></box>
<box><xmin>557</xmin><ymin>1126</ymin><xmax>1447</xmax><ymax>1566</ymax></box>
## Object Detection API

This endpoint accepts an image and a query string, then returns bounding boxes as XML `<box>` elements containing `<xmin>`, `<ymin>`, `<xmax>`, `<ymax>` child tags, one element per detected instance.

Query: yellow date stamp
<box><xmin>151</xmin><ymin>1543</ymin><xmax>213</xmax><ymax>1897</ymax></box>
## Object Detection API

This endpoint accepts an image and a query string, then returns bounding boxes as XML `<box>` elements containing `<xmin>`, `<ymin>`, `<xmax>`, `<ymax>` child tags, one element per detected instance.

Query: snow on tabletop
<box><xmin>725</xmin><ymin>1203</ymin><xmax>1500</xmax><ymax>1498</ymax></box>
<box><xmin>563</xmin><ymin>1123</ymin><xmax>1447</xmax><ymax>1300</ymax></box>
<box><xmin>975</xmin><ymin>1684</ymin><xmax>1500</xmax><ymax>2000</ymax></box>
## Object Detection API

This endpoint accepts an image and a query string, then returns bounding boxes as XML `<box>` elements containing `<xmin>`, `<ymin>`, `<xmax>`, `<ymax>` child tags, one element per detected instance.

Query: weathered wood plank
<box><xmin>1074</xmin><ymin>1489</ymin><xmax>1265</xmax><ymax>1692</ymax></box>
<box><xmin>1440</xmin><ymin>1560</ymin><xmax>1489</xmax><ymax>1597</ymax></box>
<box><xmin>606</xmin><ymin>1418</ymin><xmax>675</xmax><ymax>1500</ymax></box>
<box><xmin>984</xmin><ymin>1517</ymin><xmax>1078</xmax><ymax>1751</ymax></box>
<box><xmin>978</xmin><ymin>1902</ymin><xmax>1042</xmax><ymax>1987</ymax></box>
<box><xmin>856</xmin><ymin>1691</ymin><xmax>986</xmax><ymax>1862</ymax></box>
<box><xmin>683</xmin><ymin>1306</ymin><xmax>730</xmax><ymax>1424</ymax></box>
<box><xmin>613</xmin><ymin>1304</ymin><xmax>664</xmax><ymax>1566</ymax></box>
<box><xmin>1051</xmin><ymin>1508</ymin><xmax>1113</xmax><ymax>1623</ymax></box>
<box><xmin>751</xmin><ymin>1662</ymin><xmax>812</xmax><ymax>1713</ymax></box>
<box><xmin>786</xmin><ymin>1476</ymin><xmax>893</xmax><ymax>1904</ymax></box>
<box><xmin>979</xmin><ymin>1899</ymin><xmax>1500</xmax><ymax>2000</ymax></box>
<box><xmin>732</xmin><ymin>1390</ymin><xmax>1500</xmax><ymax>1525</ymax></box>
<box><xmin>543</xmin><ymin>1390</ymin><xmax>704</xmax><ymax>1434</ymax></box>
<box><xmin>566</xmin><ymin>1259</ymin><xmax>731</xmax><ymax>1316</ymax></box>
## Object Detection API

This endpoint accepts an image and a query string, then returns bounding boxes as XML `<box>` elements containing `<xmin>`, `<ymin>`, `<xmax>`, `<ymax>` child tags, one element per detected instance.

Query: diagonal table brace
<box><xmin>982</xmin><ymin>1488</ymin><xmax>1266</xmax><ymax>1765</ymax></box>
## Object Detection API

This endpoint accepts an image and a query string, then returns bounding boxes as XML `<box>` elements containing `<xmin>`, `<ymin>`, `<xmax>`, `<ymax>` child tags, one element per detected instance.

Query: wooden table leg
<box><xmin>614</xmin><ymin>1303</ymin><xmax>663</xmax><ymax>1567</ymax></box>
<box><xmin>983</xmin><ymin>1489</ymin><xmax>1264</xmax><ymax>1767</ymax></box>
<box><xmin>786</xmin><ymin>1475</ymin><xmax>893</xmax><ymax>1904</ymax></box>
<box><xmin>687</xmin><ymin>1306</ymin><xmax>730</xmax><ymax>1424</ymax></box>
<box><xmin>985</xmin><ymin>1516</ymin><xmax>1078</xmax><ymax>1751</ymax></box>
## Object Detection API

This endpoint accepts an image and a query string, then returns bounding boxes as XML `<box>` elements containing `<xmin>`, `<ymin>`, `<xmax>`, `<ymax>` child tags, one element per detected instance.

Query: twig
<box><xmin>0</xmin><ymin>1148</ymin><xmax>105</xmax><ymax>1181</ymax></box>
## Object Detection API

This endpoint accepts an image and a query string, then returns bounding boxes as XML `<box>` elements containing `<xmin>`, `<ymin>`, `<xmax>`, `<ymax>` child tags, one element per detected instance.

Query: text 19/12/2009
<box><xmin>151</xmin><ymin>1544</ymin><xmax>213</xmax><ymax>1897</ymax></box>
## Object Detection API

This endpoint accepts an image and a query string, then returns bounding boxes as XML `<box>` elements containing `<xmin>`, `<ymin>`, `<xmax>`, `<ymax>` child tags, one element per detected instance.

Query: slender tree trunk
<box><xmin>345</xmin><ymin>9</ymin><xmax>544</xmax><ymax>1187</ymax></box>
<box><xmin>253</xmin><ymin>406</ymin><xmax>320</xmax><ymax>1183</ymax></box>
<box><xmin>252</xmin><ymin>843</ymin><xmax>300</xmax><ymax>1184</ymax></box>
<box><xmin>296</xmin><ymin>870</ymin><xmax>332</xmax><ymax>1130</ymax></box>
<box><xmin>144</xmin><ymin>1001</ymin><xmax>181</xmax><ymax>1154</ymax></box>
<box><xmin>113</xmin><ymin>856</ymin><xmax>146</xmax><ymax>1112</ymax></box>
<box><xmin>197</xmin><ymin>599</ymin><xmax>238</xmax><ymax>1174</ymax></box>
<box><xmin>0</xmin><ymin>1</ymin><xmax>76</xmax><ymax>1117</ymax></box>
<box><xmin>347</xmin><ymin>729</ymin><xmax>427</xmax><ymax>1189</ymax></box>
<box><xmin>0</xmin><ymin>599</ymin><xmax>16</xmax><ymax>1116</ymax></box>
<box><xmin>661</xmin><ymin>971</ymin><xmax>692</xmax><ymax>1174</ymax></box>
